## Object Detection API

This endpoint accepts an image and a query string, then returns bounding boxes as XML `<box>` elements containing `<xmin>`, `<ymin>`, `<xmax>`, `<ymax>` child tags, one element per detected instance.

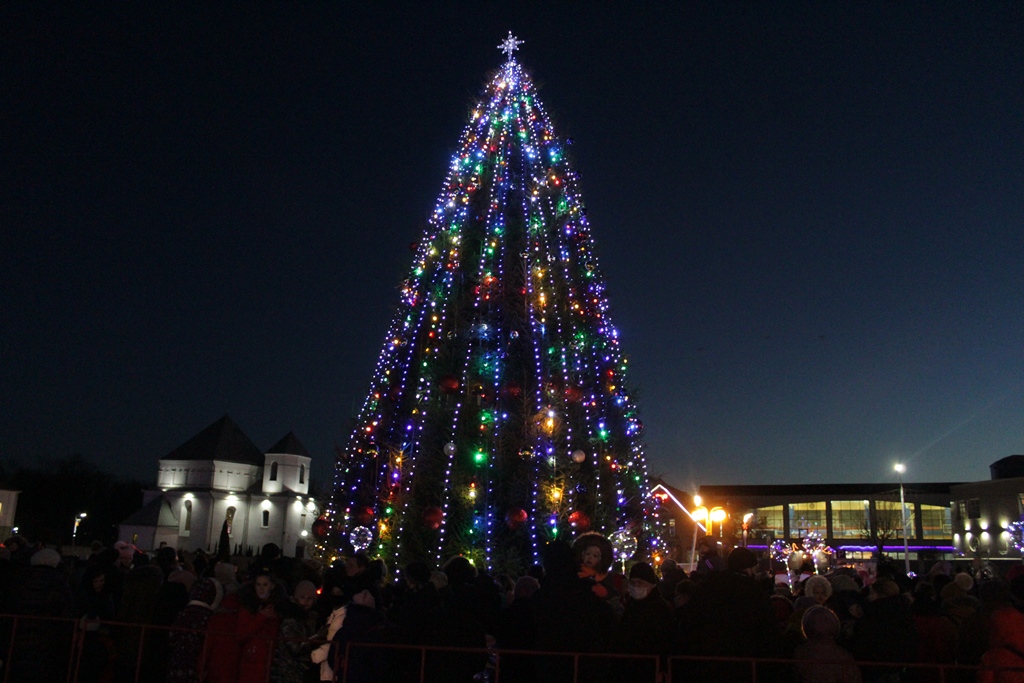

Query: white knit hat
<box><xmin>30</xmin><ymin>548</ymin><xmax>61</xmax><ymax>567</ymax></box>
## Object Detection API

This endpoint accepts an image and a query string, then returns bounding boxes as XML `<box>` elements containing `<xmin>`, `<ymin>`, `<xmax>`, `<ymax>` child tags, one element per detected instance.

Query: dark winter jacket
<box><xmin>850</xmin><ymin>594</ymin><xmax>918</xmax><ymax>664</ymax></box>
<box><xmin>271</xmin><ymin>599</ymin><xmax>320</xmax><ymax>683</ymax></box>
<box><xmin>6</xmin><ymin>564</ymin><xmax>75</xmax><ymax>682</ymax></box>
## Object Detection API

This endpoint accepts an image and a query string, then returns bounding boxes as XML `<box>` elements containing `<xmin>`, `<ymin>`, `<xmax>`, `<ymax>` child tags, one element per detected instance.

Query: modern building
<box><xmin>655</xmin><ymin>459</ymin><xmax>1024</xmax><ymax>575</ymax></box>
<box><xmin>950</xmin><ymin>455</ymin><xmax>1024</xmax><ymax>566</ymax></box>
<box><xmin>653</xmin><ymin>479</ymin><xmax>960</xmax><ymax>573</ymax></box>
<box><xmin>119</xmin><ymin>415</ymin><xmax>321</xmax><ymax>558</ymax></box>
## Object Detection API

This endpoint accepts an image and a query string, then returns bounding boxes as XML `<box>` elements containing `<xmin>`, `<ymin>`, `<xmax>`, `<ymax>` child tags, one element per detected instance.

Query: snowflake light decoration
<box><xmin>498</xmin><ymin>32</ymin><xmax>524</xmax><ymax>59</ymax></box>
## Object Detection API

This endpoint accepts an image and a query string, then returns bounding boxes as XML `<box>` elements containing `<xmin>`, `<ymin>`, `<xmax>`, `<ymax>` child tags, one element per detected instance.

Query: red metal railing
<box><xmin>3</xmin><ymin>613</ymin><xmax>1018</xmax><ymax>683</ymax></box>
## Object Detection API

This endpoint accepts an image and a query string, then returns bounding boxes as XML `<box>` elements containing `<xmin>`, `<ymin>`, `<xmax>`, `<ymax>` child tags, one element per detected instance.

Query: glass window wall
<box><xmin>831</xmin><ymin>500</ymin><xmax>870</xmax><ymax>539</ymax></box>
<box><xmin>789</xmin><ymin>502</ymin><xmax>827</xmax><ymax>538</ymax></box>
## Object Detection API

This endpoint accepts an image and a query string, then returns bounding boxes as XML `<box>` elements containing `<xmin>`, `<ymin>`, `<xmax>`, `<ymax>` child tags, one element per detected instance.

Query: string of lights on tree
<box><xmin>324</xmin><ymin>34</ymin><xmax>663</xmax><ymax>572</ymax></box>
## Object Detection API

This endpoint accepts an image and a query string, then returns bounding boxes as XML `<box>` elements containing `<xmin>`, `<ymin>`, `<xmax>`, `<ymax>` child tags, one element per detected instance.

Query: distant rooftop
<box><xmin>161</xmin><ymin>414</ymin><xmax>264</xmax><ymax>466</ymax></box>
<box><xmin>266</xmin><ymin>432</ymin><xmax>310</xmax><ymax>458</ymax></box>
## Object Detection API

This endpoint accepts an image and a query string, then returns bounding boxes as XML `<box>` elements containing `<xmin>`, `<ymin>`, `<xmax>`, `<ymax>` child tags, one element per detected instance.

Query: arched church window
<box><xmin>299</xmin><ymin>464</ymin><xmax>305</xmax><ymax>484</ymax></box>
<box><xmin>269</xmin><ymin>461</ymin><xmax>278</xmax><ymax>481</ymax></box>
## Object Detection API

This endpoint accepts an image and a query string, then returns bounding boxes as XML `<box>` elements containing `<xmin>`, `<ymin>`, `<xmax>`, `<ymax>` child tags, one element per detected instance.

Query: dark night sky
<box><xmin>3</xmin><ymin>3</ymin><xmax>1023</xmax><ymax>493</ymax></box>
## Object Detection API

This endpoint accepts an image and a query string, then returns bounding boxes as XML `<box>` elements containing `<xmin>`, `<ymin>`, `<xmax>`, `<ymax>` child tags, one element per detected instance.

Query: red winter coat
<box><xmin>978</xmin><ymin>607</ymin><xmax>1024</xmax><ymax>683</ymax></box>
<box><xmin>204</xmin><ymin>592</ymin><xmax>240</xmax><ymax>683</ymax></box>
<box><xmin>235</xmin><ymin>604</ymin><xmax>281</xmax><ymax>683</ymax></box>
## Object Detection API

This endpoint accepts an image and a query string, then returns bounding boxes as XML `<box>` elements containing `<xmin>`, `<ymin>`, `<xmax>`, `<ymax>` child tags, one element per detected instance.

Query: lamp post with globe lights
<box><xmin>708</xmin><ymin>507</ymin><xmax>726</xmax><ymax>538</ymax></box>
<box><xmin>689</xmin><ymin>496</ymin><xmax>729</xmax><ymax>571</ymax></box>
<box><xmin>895</xmin><ymin>463</ymin><xmax>910</xmax><ymax>575</ymax></box>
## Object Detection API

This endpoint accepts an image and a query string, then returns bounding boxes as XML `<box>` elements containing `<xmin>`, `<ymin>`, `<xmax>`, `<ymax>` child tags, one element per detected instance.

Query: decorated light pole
<box><xmin>72</xmin><ymin>512</ymin><xmax>87</xmax><ymax>549</ymax></box>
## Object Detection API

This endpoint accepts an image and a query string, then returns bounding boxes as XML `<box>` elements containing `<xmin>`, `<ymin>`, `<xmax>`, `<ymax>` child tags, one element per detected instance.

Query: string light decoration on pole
<box><xmin>330</xmin><ymin>34</ymin><xmax>658</xmax><ymax>572</ymax></box>
<box><xmin>72</xmin><ymin>512</ymin><xmax>87</xmax><ymax>549</ymax></box>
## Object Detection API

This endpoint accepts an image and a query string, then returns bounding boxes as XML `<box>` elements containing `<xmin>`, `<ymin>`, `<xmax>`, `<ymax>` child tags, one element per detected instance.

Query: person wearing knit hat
<box><xmin>628</xmin><ymin>561</ymin><xmax>659</xmax><ymax>587</ymax></box>
<box><xmin>292</xmin><ymin>580</ymin><xmax>318</xmax><ymax>609</ymax></box>
<box><xmin>615</xmin><ymin>562</ymin><xmax>674</xmax><ymax>681</ymax></box>
<box><xmin>573</xmin><ymin>531</ymin><xmax>620</xmax><ymax>606</ymax></box>
<box><xmin>167</xmin><ymin>578</ymin><xmax>223</xmax><ymax>683</ymax></box>
<box><xmin>30</xmin><ymin>548</ymin><xmax>62</xmax><ymax>568</ymax></box>
<box><xmin>953</xmin><ymin>572</ymin><xmax>974</xmax><ymax>593</ymax></box>
<box><xmin>727</xmin><ymin>546</ymin><xmax>759</xmax><ymax>574</ymax></box>
<box><xmin>167</xmin><ymin>569</ymin><xmax>197</xmax><ymax>594</ymax></box>
<box><xmin>794</xmin><ymin>606</ymin><xmax>861</xmax><ymax>683</ymax></box>
<box><xmin>803</xmin><ymin>575</ymin><xmax>833</xmax><ymax>605</ymax></box>
<box><xmin>829</xmin><ymin>574</ymin><xmax>859</xmax><ymax>595</ymax></box>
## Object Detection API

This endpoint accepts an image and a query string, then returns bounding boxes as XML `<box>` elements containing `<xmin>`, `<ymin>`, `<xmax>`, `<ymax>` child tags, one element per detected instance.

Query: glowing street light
<box><xmin>688</xmin><ymin>495</ymin><xmax>729</xmax><ymax>571</ymax></box>
<box><xmin>895</xmin><ymin>463</ymin><xmax>910</xmax><ymax>575</ymax></box>
<box><xmin>709</xmin><ymin>507</ymin><xmax>726</xmax><ymax>537</ymax></box>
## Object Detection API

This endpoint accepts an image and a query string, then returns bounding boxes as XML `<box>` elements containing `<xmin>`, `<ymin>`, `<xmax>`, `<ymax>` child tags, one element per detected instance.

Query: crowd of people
<box><xmin>1</xmin><ymin>531</ymin><xmax>1023</xmax><ymax>683</ymax></box>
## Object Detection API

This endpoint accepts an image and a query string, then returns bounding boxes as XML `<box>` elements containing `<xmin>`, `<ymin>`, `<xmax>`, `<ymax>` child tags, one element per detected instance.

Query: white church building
<box><xmin>119</xmin><ymin>415</ymin><xmax>321</xmax><ymax>558</ymax></box>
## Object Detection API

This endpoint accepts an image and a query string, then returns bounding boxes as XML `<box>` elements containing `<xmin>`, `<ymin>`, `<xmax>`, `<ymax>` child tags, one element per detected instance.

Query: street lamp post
<box><xmin>689</xmin><ymin>495</ymin><xmax>707</xmax><ymax>573</ymax></box>
<box><xmin>709</xmin><ymin>507</ymin><xmax>726</xmax><ymax>538</ymax></box>
<box><xmin>72</xmin><ymin>512</ymin><xmax>87</xmax><ymax>549</ymax></box>
<box><xmin>895</xmin><ymin>463</ymin><xmax>910</xmax><ymax>575</ymax></box>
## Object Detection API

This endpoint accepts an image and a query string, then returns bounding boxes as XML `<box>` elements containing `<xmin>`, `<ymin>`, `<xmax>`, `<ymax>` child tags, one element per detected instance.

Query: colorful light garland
<box><xmin>327</xmin><ymin>37</ymin><xmax>657</xmax><ymax>572</ymax></box>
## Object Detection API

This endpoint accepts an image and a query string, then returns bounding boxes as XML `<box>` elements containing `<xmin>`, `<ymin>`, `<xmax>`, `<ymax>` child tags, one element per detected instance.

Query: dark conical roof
<box><xmin>162</xmin><ymin>414</ymin><xmax>264</xmax><ymax>466</ymax></box>
<box><xmin>267</xmin><ymin>432</ymin><xmax>310</xmax><ymax>458</ymax></box>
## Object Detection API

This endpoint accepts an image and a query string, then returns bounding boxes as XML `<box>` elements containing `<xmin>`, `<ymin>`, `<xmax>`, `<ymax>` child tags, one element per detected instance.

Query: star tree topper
<box><xmin>499</xmin><ymin>32</ymin><xmax>524</xmax><ymax>60</ymax></box>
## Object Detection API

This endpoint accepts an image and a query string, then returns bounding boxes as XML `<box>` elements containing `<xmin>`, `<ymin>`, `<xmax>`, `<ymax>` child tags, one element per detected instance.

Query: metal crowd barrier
<box><xmin>1</xmin><ymin>613</ymin><xmax>1014</xmax><ymax>683</ymax></box>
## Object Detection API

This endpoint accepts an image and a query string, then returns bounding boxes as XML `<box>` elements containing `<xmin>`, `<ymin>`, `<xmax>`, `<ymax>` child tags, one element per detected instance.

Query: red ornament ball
<box><xmin>568</xmin><ymin>510</ymin><xmax>591</xmax><ymax>530</ymax></box>
<box><xmin>311</xmin><ymin>517</ymin><xmax>331</xmax><ymax>539</ymax></box>
<box><xmin>439</xmin><ymin>375</ymin><xmax>460</xmax><ymax>394</ymax></box>
<box><xmin>505</xmin><ymin>507</ymin><xmax>529</xmax><ymax>530</ymax></box>
<box><xmin>423</xmin><ymin>506</ymin><xmax>444</xmax><ymax>530</ymax></box>
<box><xmin>354</xmin><ymin>506</ymin><xmax>375</xmax><ymax>526</ymax></box>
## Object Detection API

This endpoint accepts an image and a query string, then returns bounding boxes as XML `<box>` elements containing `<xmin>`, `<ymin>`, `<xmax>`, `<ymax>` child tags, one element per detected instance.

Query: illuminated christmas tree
<box><xmin>329</xmin><ymin>34</ymin><xmax>658</xmax><ymax>573</ymax></box>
